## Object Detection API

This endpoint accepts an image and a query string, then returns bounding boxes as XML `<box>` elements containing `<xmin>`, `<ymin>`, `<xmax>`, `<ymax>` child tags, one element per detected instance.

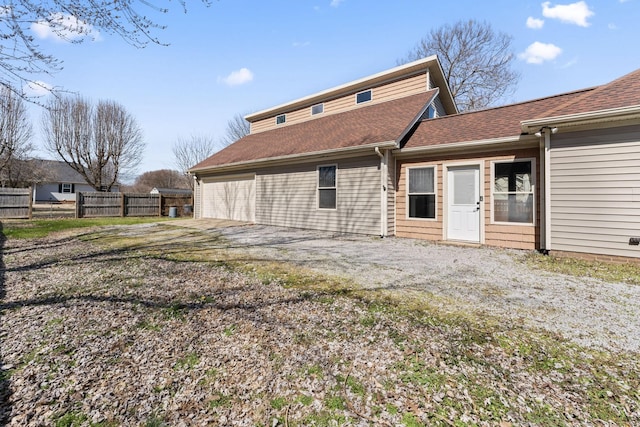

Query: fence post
<box><xmin>158</xmin><ymin>194</ymin><xmax>163</xmax><ymax>217</ymax></box>
<box><xmin>120</xmin><ymin>192</ymin><xmax>126</xmax><ymax>217</ymax></box>
<box><xmin>75</xmin><ymin>192</ymin><xmax>81</xmax><ymax>218</ymax></box>
<box><xmin>28</xmin><ymin>186</ymin><xmax>33</xmax><ymax>220</ymax></box>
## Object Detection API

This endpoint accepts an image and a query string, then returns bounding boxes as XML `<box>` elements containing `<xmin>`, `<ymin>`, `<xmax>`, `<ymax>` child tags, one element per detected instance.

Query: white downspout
<box><xmin>544</xmin><ymin>130</ymin><xmax>552</xmax><ymax>252</ymax></box>
<box><xmin>375</xmin><ymin>147</ymin><xmax>387</xmax><ymax>237</ymax></box>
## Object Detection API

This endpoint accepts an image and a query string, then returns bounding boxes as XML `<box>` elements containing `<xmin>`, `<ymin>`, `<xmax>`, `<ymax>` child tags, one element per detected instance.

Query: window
<box><xmin>311</xmin><ymin>103</ymin><xmax>324</xmax><ymax>115</ymax></box>
<box><xmin>61</xmin><ymin>183</ymin><xmax>73</xmax><ymax>193</ymax></box>
<box><xmin>493</xmin><ymin>160</ymin><xmax>534</xmax><ymax>224</ymax></box>
<box><xmin>408</xmin><ymin>167</ymin><xmax>436</xmax><ymax>219</ymax></box>
<box><xmin>276</xmin><ymin>114</ymin><xmax>286</xmax><ymax>125</ymax></box>
<box><xmin>356</xmin><ymin>90</ymin><xmax>372</xmax><ymax>104</ymax></box>
<box><xmin>318</xmin><ymin>165</ymin><xmax>336</xmax><ymax>209</ymax></box>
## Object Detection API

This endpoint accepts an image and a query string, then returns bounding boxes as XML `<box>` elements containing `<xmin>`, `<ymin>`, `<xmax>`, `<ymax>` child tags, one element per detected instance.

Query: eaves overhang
<box><xmin>521</xmin><ymin>105</ymin><xmax>640</xmax><ymax>134</ymax></box>
<box><xmin>393</xmin><ymin>135</ymin><xmax>538</xmax><ymax>158</ymax></box>
<box><xmin>190</xmin><ymin>140</ymin><xmax>397</xmax><ymax>175</ymax></box>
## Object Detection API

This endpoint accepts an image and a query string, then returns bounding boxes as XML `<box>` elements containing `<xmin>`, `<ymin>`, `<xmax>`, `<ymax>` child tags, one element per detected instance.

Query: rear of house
<box><xmin>191</xmin><ymin>60</ymin><xmax>640</xmax><ymax>261</ymax></box>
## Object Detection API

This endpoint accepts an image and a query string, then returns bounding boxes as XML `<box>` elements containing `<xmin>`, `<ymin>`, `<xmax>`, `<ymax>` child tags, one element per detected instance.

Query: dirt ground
<box><xmin>1</xmin><ymin>220</ymin><xmax>639</xmax><ymax>426</ymax></box>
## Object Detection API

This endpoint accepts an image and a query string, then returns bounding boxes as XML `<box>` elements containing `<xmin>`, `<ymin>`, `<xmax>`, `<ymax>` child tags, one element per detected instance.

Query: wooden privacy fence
<box><xmin>0</xmin><ymin>187</ymin><xmax>32</xmax><ymax>219</ymax></box>
<box><xmin>76</xmin><ymin>192</ymin><xmax>193</xmax><ymax>218</ymax></box>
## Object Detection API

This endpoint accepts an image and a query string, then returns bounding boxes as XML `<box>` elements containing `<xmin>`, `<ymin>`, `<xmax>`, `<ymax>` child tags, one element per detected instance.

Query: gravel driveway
<box><xmin>183</xmin><ymin>221</ymin><xmax>640</xmax><ymax>354</ymax></box>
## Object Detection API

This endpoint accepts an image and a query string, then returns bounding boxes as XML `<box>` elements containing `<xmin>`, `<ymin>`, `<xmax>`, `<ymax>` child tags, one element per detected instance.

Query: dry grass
<box><xmin>1</xmin><ymin>223</ymin><xmax>639</xmax><ymax>426</ymax></box>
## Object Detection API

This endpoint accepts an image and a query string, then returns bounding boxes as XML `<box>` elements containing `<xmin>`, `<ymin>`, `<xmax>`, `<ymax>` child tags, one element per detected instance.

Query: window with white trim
<box><xmin>311</xmin><ymin>103</ymin><xmax>324</xmax><ymax>115</ymax></box>
<box><xmin>276</xmin><ymin>114</ymin><xmax>286</xmax><ymax>125</ymax></box>
<box><xmin>492</xmin><ymin>160</ymin><xmax>534</xmax><ymax>224</ymax></box>
<box><xmin>318</xmin><ymin>165</ymin><xmax>336</xmax><ymax>209</ymax></box>
<box><xmin>61</xmin><ymin>183</ymin><xmax>73</xmax><ymax>193</ymax></box>
<box><xmin>356</xmin><ymin>89</ymin><xmax>372</xmax><ymax>104</ymax></box>
<box><xmin>407</xmin><ymin>167</ymin><xmax>436</xmax><ymax>219</ymax></box>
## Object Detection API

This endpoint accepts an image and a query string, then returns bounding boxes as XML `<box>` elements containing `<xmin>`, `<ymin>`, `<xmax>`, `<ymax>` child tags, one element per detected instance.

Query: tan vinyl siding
<box><xmin>250</xmin><ymin>73</ymin><xmax>428</xmax><ymax>134</ymax></box>
<box><xmin>550</xmin><ymin>124</ymin><xmax>640</xmax><ymax>258</ymax></box>
<box><xmin>396</xmin><ymin>148</ymin><xmax>540</xmax><ymax>249</ymax></box>
<box><xmin>255</xmin><ymin>156</ymin><xmax>382</xmax><ymax>235</ymax></box>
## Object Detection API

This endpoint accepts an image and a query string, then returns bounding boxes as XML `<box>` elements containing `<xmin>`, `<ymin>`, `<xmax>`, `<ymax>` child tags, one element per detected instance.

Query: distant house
<box><xmin>150</xmin><ymin>187</ymin><xmax>193</xmax><ymax>195</ymax></box>
<box><xmin>33</xmin><ymin>159</ymin><xmax>120</xmax><ymax>203</ymax></box>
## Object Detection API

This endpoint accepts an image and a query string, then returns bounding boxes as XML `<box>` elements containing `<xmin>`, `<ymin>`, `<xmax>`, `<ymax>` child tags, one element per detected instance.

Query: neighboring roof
<box><xmin>192</xmin><ymin>91</ymin><xmax>437</xmax><ymax>171</ymax></box>
<box><xmin>32</xmin><ymin>159</ymin><xmax>88</xmax><ymax>184</ymax></box>
<box><xmin>404</xmin><ymin>88</ymin><xmax>595</xmax><ymax>150</ymax></box>
<box><xmin>150</xmin><ymin>187</ymin><xmax>192</xmax><ymax>195</ymax></box>
<box><xmin>245</xmin><ymin>56</ymin><xmax>456</xmax><ymax>122</ymax></box>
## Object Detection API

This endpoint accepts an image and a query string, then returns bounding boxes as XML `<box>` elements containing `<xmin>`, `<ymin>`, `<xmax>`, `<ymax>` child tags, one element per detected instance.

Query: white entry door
<box><xmin>447</xmin><ymin>166</ymin><xmax>480</xmax><ymax>242</ymax></box>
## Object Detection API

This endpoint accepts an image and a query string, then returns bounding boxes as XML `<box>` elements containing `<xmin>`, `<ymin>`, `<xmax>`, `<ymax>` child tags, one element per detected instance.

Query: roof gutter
<box><xmin>394</xmin><ymin>135</ymin><xmax>534</xmax><ymax>157</ymax></box>
<box><xmin>521</xmin><ymin>105</ymin><xmax>640</xmax><ymax>133</ymax></box>
<box><xmin>190</xmin><ymin>140</ymin><xmax>398</xmax><ymax>175</ymax></box>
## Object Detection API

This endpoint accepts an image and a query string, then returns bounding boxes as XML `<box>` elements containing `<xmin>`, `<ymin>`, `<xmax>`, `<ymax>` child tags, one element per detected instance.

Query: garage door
<box><xmin>201</xmin><ymin>174</ymin><xmax>255</xmax><ymax>222</ymax></box>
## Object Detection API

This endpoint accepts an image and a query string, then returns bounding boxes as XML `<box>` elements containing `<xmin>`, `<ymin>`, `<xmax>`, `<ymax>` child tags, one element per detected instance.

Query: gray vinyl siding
<box><xmin>550</xmin><ymin>124</ymin><xmax>640</xmax><ymax>258</ymax></box>
<box><xmin>433</xmin><ymin>95</ymin><xmax>446</xmax><ymax>117</ymax></box>
<box><xmin>194</xmin><ymin>180</ymin><xmax>202</xmax><ymax>219</ymax></box>
<box><xmin>255</xmin><ymin>156</ymin><xmax>381</xmax><ymax>235</ymax></box>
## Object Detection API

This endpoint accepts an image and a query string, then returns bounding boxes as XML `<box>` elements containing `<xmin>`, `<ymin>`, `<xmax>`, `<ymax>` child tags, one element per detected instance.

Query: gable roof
<box><xmin>191</xmin><ymin>90</ymin><xmax>437</xmax><ymax>172</ymax></box>
<box><xmin>245</xmin><ymin>56</ymin><xmax>456</xmax><ymax>122</ymax></box>
<box><xmin>403</xmin><ymin>88</ymin><xmax>594</xmax><ymax>150</ymax></box>
<box><xmin>32</xmin><ymin>159</ymin><xmax>88</xmax><ymax>184</ymax></box>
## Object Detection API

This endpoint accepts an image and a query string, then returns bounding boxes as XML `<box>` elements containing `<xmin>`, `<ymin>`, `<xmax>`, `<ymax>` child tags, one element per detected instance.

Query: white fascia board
<box><xmin>191</xmin><ymin>141</ymin><xmax>398</xmax><ymax>175</ymax></box>
<box><xmin>521</xmin><ymin>105</ymin><xmax>640</xmax><ymax>133</ymax></box>
<box><xmin>245</xmin><ymin>56</ymin><xmax>439</xmax><ymax>122</ymax></box>
<box><xmin>394</xmin><ymin>135</ymin><xmax>535</xmax><ymax>157</ymax></box>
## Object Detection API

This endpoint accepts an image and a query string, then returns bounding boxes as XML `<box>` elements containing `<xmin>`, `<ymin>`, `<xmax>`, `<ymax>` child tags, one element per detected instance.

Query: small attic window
<box><xmin>356</xmin><ymin>90</ymin><xmax>372</xmax><ymax>104</ymax></box>
<box><xmin>311</xmin><ymin>103</ymin><xmax>324</xmax><ymax>115</ymax></box>
<box><xmin>276</xmin><ymin>114</ymin><xmax>286</xmax><ymax>125</ymax></box>
<box><xmin>426</xmin><ymin>104</ymin><xmax>436</xmax><ymax>119</ymax></box>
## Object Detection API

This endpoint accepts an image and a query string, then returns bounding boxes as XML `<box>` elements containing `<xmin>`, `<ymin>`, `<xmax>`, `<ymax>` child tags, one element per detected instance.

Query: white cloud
<box><xmin>541</xmin><ymin>1</ymin><xmax>594</xmax><ymax>27</ymax></box>
<box><xmin>31</xmin><ymin>12</ymin><xmax>101</xmax><ymax>42</ymax></box>
<box><xmin>219</xmin><ymin>68</ymin><xmax>254</xmax><ymax>86</ymax></box>
<box><xmin>0</xmin><ymin>5</ymin><xmax>11</xmax><ymax>16</ymax></box>
<box><xmin>519</xmin><ymin>41</ymin><xmax>563</xmax><ymax>64</ymax></box>
<box><xmin>526</xmin><ymin>16</ymin><xmax>545</xmax><ymax>29</ymax></box>
<box><xmin>608</xmin><ymin>23</ymin><xmax>618</xmax><ymax>30</ymax></box>
<box><xmin>330</xmin><ymin>0</ymin><xmax>345</xmax><ymax>7</ymax></box>
<box><xmin>293</xmin><ymin>41</ymin><xmax>311</xmax><ymax>48</ymax></box>
<box><xmin>23</xmin><ymin>80</ymin><xmax>53</xmax><ymax>97</ymax></box>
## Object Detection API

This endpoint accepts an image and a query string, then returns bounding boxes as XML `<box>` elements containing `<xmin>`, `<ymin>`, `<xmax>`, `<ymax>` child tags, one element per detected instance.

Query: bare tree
<box><xmin>42</xmin><ymin>96</ymin><xmax>145</xmax><ymax>191</ymax></box>
<box><xmin>172</xmin><ymin>134</ymin><xmax>217</xmax><ymax>189</ymax></box>
<box><xmin>221</xmin><ymin>113</ymin><xmax>250</xmax><ymax>147</ymax></box>
<box><xmin>1</xmin><ymin>0</ymin><xmax>209</xmax><ymax>99</ymax></box>
<box><xmin>399</xmin><ymin>20</ymin><xmax>520</xmax><ymax>112</ymax></box>
<box><xmin>128</xmin><ymin>169</ymin><xmax>190</xmax><ymax>193</ymax></box>
<box><xmin>0</xmin><ymin>86</ymin><xmax>34</xmax><ymax>184</ymax></box>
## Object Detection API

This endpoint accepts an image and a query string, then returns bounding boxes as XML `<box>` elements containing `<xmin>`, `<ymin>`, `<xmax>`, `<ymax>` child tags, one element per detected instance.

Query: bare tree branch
<box><xmin>221</xmin><ymin>113</ymin><xmax>250</xmax><ymax>147</ymax></box>
<box><xmin>172</xmin><ymin>134</ymin><xmax>217</xmax><ymax>189</ymax></box>
<box><xmin>42</xmin><ymin>95</ymin><xmax>144</xmax><ymax>191</ymax></box>
<box><xmin>0</xmin><ymin>0</ymin><xmax>210</xmax><ymax>100</ymax></box>
<box><xmin>0</xmin><ymin>85</ymin><xmax>34</xmax><ymax>184</ymax></box>
<box><xmin>398</xmin><ymin>20</ymin><xmax>520</xmax><ymax>112</ymax></box>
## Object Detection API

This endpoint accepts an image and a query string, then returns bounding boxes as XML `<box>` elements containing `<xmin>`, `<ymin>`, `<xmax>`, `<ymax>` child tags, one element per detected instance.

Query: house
<box><xmin>190</xmin><ymin>56</ymin><xmax>640</xmax><ymax>262</ymax></box>
<box><xmin>32</xmin><ymin>159</ymin><xmax>120</xmax><ymax>203</ymax></box>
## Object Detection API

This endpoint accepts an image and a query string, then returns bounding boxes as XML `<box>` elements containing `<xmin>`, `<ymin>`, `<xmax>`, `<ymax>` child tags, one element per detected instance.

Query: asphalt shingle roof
<box><xmin>191</xmin><ymin>91</ymin><xmax>437</xmax><ymax>170</ymax></box>
<box><xmin>403</xmin><ymin>89</ymin><xmax>594</xmax><ymax>149</ymax></box>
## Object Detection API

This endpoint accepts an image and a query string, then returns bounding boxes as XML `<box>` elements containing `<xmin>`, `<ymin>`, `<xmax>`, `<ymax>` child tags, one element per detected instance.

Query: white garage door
<box><xmin>201</xmin><ymin>174</ymin><xmax>255</xmax><ymax>222</ymax></box>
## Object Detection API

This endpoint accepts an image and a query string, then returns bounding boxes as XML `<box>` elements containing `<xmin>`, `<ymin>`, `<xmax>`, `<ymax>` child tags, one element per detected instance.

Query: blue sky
<box><xmin>24</xmin><ymin>0</ymin><xmax>640</xmax><ymax>175</ymax></box>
